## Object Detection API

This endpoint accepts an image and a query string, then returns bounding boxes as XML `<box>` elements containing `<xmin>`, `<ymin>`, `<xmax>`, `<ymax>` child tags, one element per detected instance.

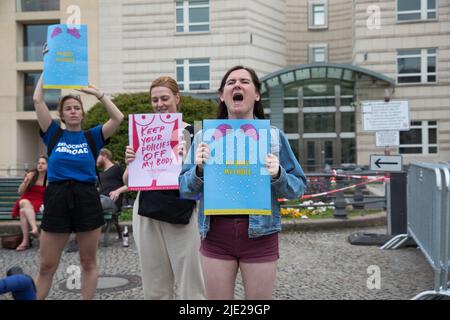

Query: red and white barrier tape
<box><xmin>330</xmin><ymin>169</ymin><xmax>384</xmax><ymax>180</ymax></box>
<box><xmin>278</xmin><ymin>176</ymin><xmax>386</xmax><ymax>202</ymax></box>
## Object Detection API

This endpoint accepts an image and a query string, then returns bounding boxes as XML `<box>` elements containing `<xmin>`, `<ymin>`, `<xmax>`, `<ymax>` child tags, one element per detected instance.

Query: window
<box><xmin>284</xmin><ymin>111</ymin><xmax>299</xmax><ymax>134</ymax></box>
<box><xmin>176</xmin><ymin>0</ymin><xmax>210</xmax><ymax>33</ymax></box>
<box><xmin>306</xmin><ymin>141</ymin><xmax>316</xmax><ymax>171</ymax></box>
<box><xmin>304</xmin><ymin>113</ymin><xmax>335</xmax><ymax>133</ymax></box>
<box><xmin>288</xmin><ymin>140</ymin><xmax>299</xmax><ymax>161</ymax></box>
<box><xmin>23</xmin><ymin>72</ymin><xmax>60</xmax><ymax>111</ymax></box>
<box><xmin>309</xmin><ymin>0</ymin><xmax>328</xmax><ymax>28</ymax></box>
<box><xmin>16</xmin><ymin>0</ymin><xmax>59</xmax><ymax>12</ymax></box>
<box><xmin>22</xmin><ymin>24</ymin><xmax>52</xmax><ymax>62</ymax></box>
<box><xmin>176</xmin><ymin>59</ymin><xmax>210</xmax><ymax>91</ymax></box>
<box><xmin>303</xmin><ymin>97</ymin><xmax>335</xmax><ymax>107</ymax></box>
<box><xmin>341</xmin><ymin>112</ymin><xmax>355</xmax><ymax>132</ymax></box>
<box><xmin>399</xmin><ymin>120</ymin><xmax>437</xmax><ymax>154</ymax></box>
<box><xmin>397</xmin><ymin>0</ymin><xmax>437</xmax><ymax>22</ymax></box>
<box><xmin>309</xmin><ymin>44</ymin><xmax>328</xmax><ymax>63</ymax></box>
<box><xmin>341</xmin><ymin>139</ymin><xmax>356</xmax><ymax>164</ymax></box>
<box><xmin>397</xmin><ymin>48</ymin><xmax>437</xmax><ymax>84</ymax></box>
<box><xmin>262</xmin><ymin>94</ymin><xmax>270</xmax><ymax>120</ymax></box>
<box><xmin>313</xmin><ymin>5</ymin><xmax>325</xmax><ymax>25</ymax></box>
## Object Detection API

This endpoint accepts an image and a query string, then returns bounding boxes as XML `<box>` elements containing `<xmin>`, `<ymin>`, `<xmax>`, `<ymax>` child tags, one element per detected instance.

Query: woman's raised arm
<box><xmin>78</xmin><ymin>85</ymin><xmax>124</xmax><ymax>140</ymax></box>
<box><xmin>33</xmin><ymin>74</ymin><xmax>53</xmax><ymax>133</ymax></box>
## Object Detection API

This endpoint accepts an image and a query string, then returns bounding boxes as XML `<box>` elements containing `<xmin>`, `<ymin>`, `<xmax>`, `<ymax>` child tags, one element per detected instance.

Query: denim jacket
<box><xmin>179</xmin><ymin>126</ymin><xmax>307</xmax><ymax>239</ymax></box>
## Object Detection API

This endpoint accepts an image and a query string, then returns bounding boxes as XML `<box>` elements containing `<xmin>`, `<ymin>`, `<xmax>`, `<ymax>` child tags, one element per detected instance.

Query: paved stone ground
<box><xmin>0</xmin><ymin>226</ymin><xmax>435</xmax><ymax>300</ymax></box>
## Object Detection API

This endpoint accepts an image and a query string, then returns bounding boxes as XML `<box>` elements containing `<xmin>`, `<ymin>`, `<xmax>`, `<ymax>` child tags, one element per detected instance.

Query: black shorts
<box><xmin>41</xmin><ymin>181</ymin><xmax>105</xmax><ymax>233</ymax></box>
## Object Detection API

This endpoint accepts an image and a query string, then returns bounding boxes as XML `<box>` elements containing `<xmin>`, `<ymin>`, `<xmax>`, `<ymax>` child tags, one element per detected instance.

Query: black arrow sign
<box><xmin>375</xmin><ymin>158</ymin><xmax>398</xmax><ymax>168</ymax></box>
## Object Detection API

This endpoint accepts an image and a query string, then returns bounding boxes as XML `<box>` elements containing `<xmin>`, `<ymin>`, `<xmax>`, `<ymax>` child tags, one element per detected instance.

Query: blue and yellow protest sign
<box><xmin>203</xmin><ymin>119</ymin><xmax>272</xmax><ymax>215</ymax></box>
<box><xmin>43</xmin><ymin>24</ymin><xmax>88</xmax><ymax>89</ymax></box>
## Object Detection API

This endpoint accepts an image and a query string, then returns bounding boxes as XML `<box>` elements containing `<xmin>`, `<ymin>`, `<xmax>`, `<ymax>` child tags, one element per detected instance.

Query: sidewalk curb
<box><xmin>0</xmin><ymin>212</ymin><xmax>387</xmax><ymax>235</ymax></box>
<box><xmin>281</xmin><ymin>211</ymin><xmax>387</xmax><ymax>232</ymax></box>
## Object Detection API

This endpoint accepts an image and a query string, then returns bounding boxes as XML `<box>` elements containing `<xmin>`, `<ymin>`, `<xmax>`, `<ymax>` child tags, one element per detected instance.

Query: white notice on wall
<box><xmin>376</xmin><ymin>131</ymin><xmax>400</xmax><ymax>147</ymax></box>
<box><xmin>362</xmin><ymin>100</ymin><xmax>410</xmax><ymax>132</ymax></box>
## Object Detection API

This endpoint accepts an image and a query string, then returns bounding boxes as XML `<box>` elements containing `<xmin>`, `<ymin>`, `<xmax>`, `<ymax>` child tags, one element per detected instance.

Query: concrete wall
<box><xmin>286</xmin><ymin>0</ymin><xmax>353</xmax><ymax>65</ymax></box>
<box><xmin>98</xmin><ymin>0</ymin><xmax>286</xmax><ymax>95</ymax></box>
<box><xmin>0</xmin><ymin>1</ymin><xmax>99</xmax><ymax>174</ymax></box>
<box><xmin>353</xmin><ymin>0</ymin><xmax>450</xmax><ymax>165</ymax></box>
<box><xmin>0</xmin><ymin>0</ymin><xmax>20</xmax><ymax>171</ymax></box>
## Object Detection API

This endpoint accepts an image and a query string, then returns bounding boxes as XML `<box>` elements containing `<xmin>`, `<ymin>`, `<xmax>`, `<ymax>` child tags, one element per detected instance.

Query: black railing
<box><xmin>280</xmin><ymin>171</ymin><xmax>387</xmax><ymax>219</ymax></box>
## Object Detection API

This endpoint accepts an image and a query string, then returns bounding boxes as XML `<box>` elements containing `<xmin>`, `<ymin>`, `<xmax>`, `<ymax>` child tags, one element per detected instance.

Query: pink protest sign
<box><xmin>128</xmin><ymin>113</ymin><xmax>182</xmax><ymax>191</ymax></box>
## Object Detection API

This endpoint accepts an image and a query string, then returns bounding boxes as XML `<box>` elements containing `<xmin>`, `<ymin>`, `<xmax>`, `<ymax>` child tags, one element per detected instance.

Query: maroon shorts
<box><xmin>200</xmin><ymin>216</ymin><xmax>279</xmax><ymax>263</ymax></box>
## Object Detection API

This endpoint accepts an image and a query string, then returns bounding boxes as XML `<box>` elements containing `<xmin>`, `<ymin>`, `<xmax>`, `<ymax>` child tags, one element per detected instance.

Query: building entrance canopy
<box><xmin>260</xmin><ymin>63</ymin><xmax>395</xmax><ymax>94</ymax></box>
<box><xmin>259</xmin><ymin>63</ymin><xmax>396</xmax><ymax>172</ymax></box>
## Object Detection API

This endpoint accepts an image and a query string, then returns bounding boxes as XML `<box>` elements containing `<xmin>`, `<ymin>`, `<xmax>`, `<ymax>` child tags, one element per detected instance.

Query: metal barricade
<box><xmin>383</xmin><ymin>162</ymin><xmax>450</xmax><ymax>299</ymax></box>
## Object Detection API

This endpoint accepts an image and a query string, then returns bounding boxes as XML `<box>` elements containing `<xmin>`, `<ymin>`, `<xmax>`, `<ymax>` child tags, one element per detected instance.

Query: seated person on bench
<box><xmin>97</xmin><ymin>148</ymin><xmax>128</xmax><ymax>214</ymax></box>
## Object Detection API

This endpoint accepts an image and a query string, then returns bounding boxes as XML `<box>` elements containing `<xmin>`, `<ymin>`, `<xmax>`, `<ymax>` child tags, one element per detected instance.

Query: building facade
<box><xmin>1</xmin><ymin>0</ymin><xmax>449</xmax><ymax>174</ymax></box>
<box><xmin>0</xmin><ymin>0</ymin><xmax>100</xmax><ymax>174</ymax></box>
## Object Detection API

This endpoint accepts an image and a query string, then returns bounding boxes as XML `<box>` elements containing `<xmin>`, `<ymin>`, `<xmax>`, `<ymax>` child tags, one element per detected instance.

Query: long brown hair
<box><xmin>26</xmin><ymin>155</ymin><xmax>48</xmax><ymax>192</ymax></box>
<box><xmin>217</xmin><ymin>66</ymin><xmax>265</xmax><ymax>119</ymax></box>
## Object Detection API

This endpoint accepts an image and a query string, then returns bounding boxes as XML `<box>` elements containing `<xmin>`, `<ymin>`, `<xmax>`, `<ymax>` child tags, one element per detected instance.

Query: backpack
<box><xmin>46</xmin><ymin>127</ymin><xmax>102</xmax><ymax>184</ymax></box>
<box><xmin>1</xmin><ymin>234</ymin><xmax>24</xmax><ymax>250</ymax></box>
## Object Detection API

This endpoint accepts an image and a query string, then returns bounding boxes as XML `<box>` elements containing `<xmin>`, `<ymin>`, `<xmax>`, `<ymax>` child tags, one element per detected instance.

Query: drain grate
<box><xmin>59</xmin><ymin>274</ymin><xmax>141</xmax><ymax>293</ymax></box>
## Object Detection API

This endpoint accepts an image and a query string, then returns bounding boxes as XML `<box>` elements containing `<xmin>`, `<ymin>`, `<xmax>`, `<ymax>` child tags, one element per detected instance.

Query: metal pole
<box><xmin>333</xmin><ymin>176</ymin><xmax>347</xmax><ymax>219</ymax></box>
<box><xmin>386</xmin><ymin>175</ymin><xmax>392</xmax><ymax>235</ymax></box>
<box><xmin>353</xmin><ymin>185</ymin><xmax>365</xmax><ymax>209</ymax></box>
<box><xmin>384</xmin><ymin>146</ymin><xmax>392</xmax><ymax>235</ymax></box>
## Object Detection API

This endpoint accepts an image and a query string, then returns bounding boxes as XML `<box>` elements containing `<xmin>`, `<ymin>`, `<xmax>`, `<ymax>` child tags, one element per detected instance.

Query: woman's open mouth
<box><xmin>233</xmin><ymin>92</ymin><xmax>244</xmax><ymax>102</ymax></box>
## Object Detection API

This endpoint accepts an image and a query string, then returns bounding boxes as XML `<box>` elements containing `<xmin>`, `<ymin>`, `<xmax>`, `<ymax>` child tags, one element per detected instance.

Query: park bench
<box><xmin>0</xmin><ymin>177</ymin><xmax>123</xmax><ymax>247</ymax></box>
<box><xmin>102</xmin><ymin>207</ymin><xmax>123</xmax><ymax>247</ymax></box>
<box><xmin>0</xmin><ymin>178</ymin><xmax>25</xmax><ymax>223</ymax></box>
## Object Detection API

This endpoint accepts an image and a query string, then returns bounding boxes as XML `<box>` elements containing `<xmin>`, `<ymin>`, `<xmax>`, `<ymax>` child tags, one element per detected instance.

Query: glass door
<box><xmin>304</xmin><ymin>139</ymin><xmax>336</xmax><ymax>172</ymax></box>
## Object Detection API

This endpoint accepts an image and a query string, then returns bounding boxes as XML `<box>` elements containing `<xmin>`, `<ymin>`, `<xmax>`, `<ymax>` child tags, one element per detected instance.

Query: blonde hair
<box><xmin>149</xmin><ymin>76</ymin><xmax>181</xmax><ymax>110</ymax></box>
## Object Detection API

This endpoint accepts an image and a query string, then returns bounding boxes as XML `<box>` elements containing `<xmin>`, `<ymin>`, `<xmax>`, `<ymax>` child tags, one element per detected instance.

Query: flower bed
<box><xmin>281</xmin><ymin>200</ymin><xmax>335</xmax><ymax>219</ymax></box>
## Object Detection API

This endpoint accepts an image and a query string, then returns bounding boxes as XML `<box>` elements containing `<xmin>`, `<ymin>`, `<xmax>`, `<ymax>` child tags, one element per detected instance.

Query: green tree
<box><xmin>83</xmin><ymin>92</ymin><xmax>218</xmax><ymax>165</ymax></box>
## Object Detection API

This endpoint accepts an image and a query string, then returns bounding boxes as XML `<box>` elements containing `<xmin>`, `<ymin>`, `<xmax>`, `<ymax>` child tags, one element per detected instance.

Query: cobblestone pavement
<box><xmin>0</xmin><ymin>226</ymin><xmax>434</xmax><ymax>300</ymax></box>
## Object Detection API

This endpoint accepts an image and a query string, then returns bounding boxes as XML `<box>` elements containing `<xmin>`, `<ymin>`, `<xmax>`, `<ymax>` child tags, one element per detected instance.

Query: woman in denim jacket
<box><xmin>179</xmin><ymin>66</ymin><xmax>307</xmax><ymax>300</ymax></box>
